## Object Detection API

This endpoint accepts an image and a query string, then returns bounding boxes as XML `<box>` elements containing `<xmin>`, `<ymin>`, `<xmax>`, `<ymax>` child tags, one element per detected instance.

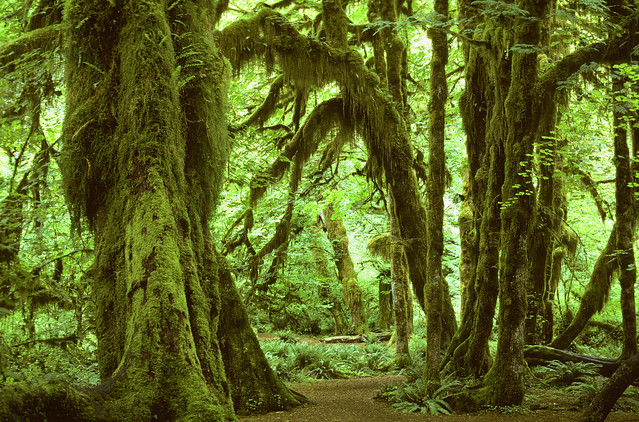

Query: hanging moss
<box><xmin>366</xmin><ymin>233</ymin><xmax>393</xmax><ymax>261</ymax></box>
<box><xmin>248</xmin><ymin>97</ymin><xmax>350</xmax><ymax>207</ymax></box>
<box><xmin>232</xmin><ymin>75</ymin><xmax>287</xmax><ymax>132</ymax></box>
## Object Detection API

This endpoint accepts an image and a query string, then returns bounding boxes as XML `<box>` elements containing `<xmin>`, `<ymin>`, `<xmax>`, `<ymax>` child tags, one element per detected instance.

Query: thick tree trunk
<box><xmin>478</xmin><ymin>0</ymin><xmax>548</xmax><ymax>405</ymax></box>
<box><xmin>217</xmin><ymin>253</ymin><xmax>307</xmax><ymax>414</ymax></box>
<box><xmin>322</xmin><ymin>204</ymin><xmax>369</xmax><ymax>334</ymax></box>
<box><xmin>55</xmin><ymin>1</ymin><xmax>299</xmax><ymax>419</ymax></box>
<box><xmin>443</xmin><ymin>16</ymin><xmax>506</xmax><ymax>379</ymax></box>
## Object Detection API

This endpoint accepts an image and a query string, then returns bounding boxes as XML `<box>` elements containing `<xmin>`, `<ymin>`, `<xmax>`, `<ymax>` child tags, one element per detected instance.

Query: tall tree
<box><xmin>424</xmin><ymin>0</ymin><xmax>449</xmax><ymax>385</ymax></box>
<box><xmin>1</xmin><ymin>0</ymin><xmax>304</xmax><ymax>419</ymax></box>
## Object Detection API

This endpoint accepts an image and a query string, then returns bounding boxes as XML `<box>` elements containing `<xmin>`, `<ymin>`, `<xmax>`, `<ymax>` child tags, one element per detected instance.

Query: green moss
<box><xmin>58</xmin><ymin>1</ymin><xmax>238</xmax><ymax>420</ymax></box>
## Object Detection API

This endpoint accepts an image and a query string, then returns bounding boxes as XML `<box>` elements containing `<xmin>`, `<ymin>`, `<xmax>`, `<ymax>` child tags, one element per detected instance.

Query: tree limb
<box><xmin>0</xmin><ymin>24</ymin><xmax>63</xmax><ymax>77</ymax></box>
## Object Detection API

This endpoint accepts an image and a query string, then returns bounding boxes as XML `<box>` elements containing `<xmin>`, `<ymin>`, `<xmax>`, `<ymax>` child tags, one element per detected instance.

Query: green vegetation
<box><xmin>0</xmin><ymin>0</ymin><xmax>638</xmax><ymax>420</ymax></box>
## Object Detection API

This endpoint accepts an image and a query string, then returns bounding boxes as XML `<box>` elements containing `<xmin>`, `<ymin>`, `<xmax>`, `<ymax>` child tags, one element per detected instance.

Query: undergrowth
<box><xmin>375</xmin><ymin>375</ymin><xmax>461</xmax><ymax>415</ymax></box>
<box><xmin>261</xmin><ymin>340</ymin><xmax>394</xmax><ymax>382</ymax></box>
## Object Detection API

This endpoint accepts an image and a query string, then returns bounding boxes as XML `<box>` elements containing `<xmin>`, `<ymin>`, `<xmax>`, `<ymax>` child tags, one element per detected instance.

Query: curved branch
<box><xmin>230</xmin><ymin>74</ymin><xmax>288</xmax><ymax>132</ymax></box>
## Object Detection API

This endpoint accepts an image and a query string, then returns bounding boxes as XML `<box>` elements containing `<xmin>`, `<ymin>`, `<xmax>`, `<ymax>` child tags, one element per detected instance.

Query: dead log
<box><xmin>524</xmin><ymin>345</ymin><xmax>619</xmax><ymax>377</ymax></box>
<box><xmin>321</xmin><ymin>333</ymin><xmax>392</xmax><ymax>344</ymax></box>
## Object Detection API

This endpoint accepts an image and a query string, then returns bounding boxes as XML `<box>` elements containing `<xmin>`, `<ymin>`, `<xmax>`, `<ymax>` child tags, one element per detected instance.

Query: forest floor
<box><xmin>242</xmin><ymin>334</ymin><xmax>639</xmax><ymax>422</ymax></box>
<box><xmin>238</xmin><ymin>375</ymin><xmax>639</xmax><ymax>422</ymax></box>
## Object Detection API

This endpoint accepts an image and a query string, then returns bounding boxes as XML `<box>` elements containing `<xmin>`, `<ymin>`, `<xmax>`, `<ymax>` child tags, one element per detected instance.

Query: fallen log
<box><xmin>524</xmin><ymin>345</ymin><xmax>619</xmax><ymax>377</ymax></box>
<box><xmin>321</xmin><ymin>333</ymin><xmax>392</xmax><ymax>344</ymax></box>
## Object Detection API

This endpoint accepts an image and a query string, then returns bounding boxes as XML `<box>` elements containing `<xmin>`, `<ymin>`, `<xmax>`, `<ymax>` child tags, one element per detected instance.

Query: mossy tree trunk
<box><xmin>541</xmin><ymin>142</ymin><xmax>571</xmax><ymax>344</ymax></box>
<box><xmin>479</xmin><ymin>0</ymin><xmax>547</xmax><ymax>405</ymax></box>
<box><xmin>367</xmin><ymin>0</ymin><xmax>456</xmax><ymax>346</ymax></box>
<box><xmin>322</xmin><ymin>204</ymin><xmax>369</xmax><ymax>334</ymax></box>
<box><xmin>424</xmin><ymin>0</ymin><xmax>448</xmax><ymax>384</ymax></box>
<box><xmin>457</xmin><ymin>175</ymin><xmax>473</xmax><ymax>318</ymax></box>
<box><xmin>311</xmin><ymin>220</ymin><xmax>348</xmax><ymax>335</ymax></box>
<box><xmin>377</xmin><ymin>268</ymin><xmax>393</xmax><ymax>331</ymax></box>
<box><xmin>526</xmin><ymin>98</ymin><xmax>558</xmax><ymax>345</ymax></box>
<box><xmin>217</xmin><ymin>253</ymin><xmax>307</xmax><ymax>414</ymax></box>
<box><xmin>443</xmin><ymin>0</ymin><xmax>507</xmax><ymax>378</ymax></box>
<box><xmin>58</xmin><ymin>1</ymin><xmax>302</xmax><ymax>419</ymax></box>
<box><xmin>581</xmin><ymin>352</ymin><xmax>639</xmax><ymax>422</ymax></box>
<box><xmin>612</xmin><ymin>72</ymin><xmax>637</xmax><ymax>360</ymax></box>
<box><xmin>389</xmin><ymin>193</ymin><xmax>411</xmax><ymax>366</ymax></box>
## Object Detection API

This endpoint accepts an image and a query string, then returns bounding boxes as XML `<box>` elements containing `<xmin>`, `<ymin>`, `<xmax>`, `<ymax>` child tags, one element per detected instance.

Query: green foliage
<box><xmin>376</xmin><ymin>376</ymin><xmax>461</xmax><ymax>415</ymax></box>
<box><xmin>261</xmin><ymin>340</ymin><xmax>395</xmax><ymax>382</ymax></box>
<box><xmin>567</xmin><ymin>376</ymin><xmax>605</xmax><ymax>406</ymax></box>
<box><xmin>535</xmin><ymin>360</ymin><xmax>601</xmax><ymax>387</ymax></box>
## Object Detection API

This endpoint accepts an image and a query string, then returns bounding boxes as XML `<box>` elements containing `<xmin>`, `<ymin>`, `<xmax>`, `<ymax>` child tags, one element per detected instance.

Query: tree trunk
<box><xmin>56</xmin><ymin>1</ymin><xmax>301</xmax><ymax>419</ymax></box>
<box><xmin>581</xmin><ymin>352</ymin><xmax>639</xmax><ymax>422</ymax></box>
<box><xmin>479</xmin><ymin>0</ymin><xmax>548</xmax><ymax>405</ymax></box>
<box><xmin>310</xmin><ymin>221</ymin><xmax>348</xmax><ymax>335</ymax></box>
<box><xmin>524</xmin><ymin>345</ymin><xmax>619</xmax><ymax>377</ymax></box>
<box><xmin>458</xmin><ymin>176</ymin><xmax>473</xmax><ymax>318</ymax></box>
<box><xmin>443</xmin><ymin>11</ymin><xmax>506</xmax><ymax>379</ymax></box>
<box><xmin>389</xmin><ymin>192</ymin><xmax>411</xmax><ymax>366</ymax></box>
<box><xmin>424</xmin><ymin>0</ymin><xmax>448</xmax><ymax>384</ymax></box>
<box><xmin>217</xmin><ymin>253</ymin><xmax>307</xmax><ymax>414</ymax></box>
<box><xmin>526</xmin><ymin>99</ymin><xmax>558</xmax><ymax>345</ymax></box>
<box><xmin>612</xmin><ymin>72</ymin><xmax>638</xmax><ymax>359</ymax></box>
<box><xmin>322</xmin><ymin>204</ymin><xmax>369</xmax><ymax>334</ymax></box>
<box><xmin>378</xmin><ymin>269</ymin><xmax>393</xmax><ymax>331</ymax></box>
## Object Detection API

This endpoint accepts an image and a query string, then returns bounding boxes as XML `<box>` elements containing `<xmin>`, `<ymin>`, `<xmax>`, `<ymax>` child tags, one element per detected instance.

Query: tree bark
<box><xmin>378</xmin><ymin>269</ymin><xmax>393</xmax><ymax>331</ymax></box>
<box><xmin>443</xmin><ymin>4</ymin><xmax>506</xmax><ymax>379</ymax></box>
<box><xmin>424</xmin><ymin>0</ymin><xmax>448</xmax><ymax>384</ymax></box>
<box><xmin>524</xmin><ymin>345</ymin><xmax>619</xmax><ymax>377</ymax></box>
<box><xmin>310</xmin><ymin>220</ymin><xmax>348</xmax><ymax>335</ymax></box>
<box><xmin>581</xmin><ymin>352</ymin><xmax>639</xmax><ymax>422</ymax></box>
<box><xmin>54</xmin><ymin>1</ymin><xmax>301</xmax><ymax>419</ymax></box>
<box><xmin>612</xmin><ymin>72</ymin><xmax>637</xmax><ymax>359</ymax></box>
<box><xmin>389</xmin><ymin>192</ymin><xmax>411</xmax><ymax>366</ymax></box>
<box><xmin>478</xmin><ymin>0</ymin><xmax>548</xmax><ymax>405</ymax></box>
<box><xmin>217</xmin><ymin>253</ymin><xmax>307</xmax><ymax>414</ymax></box>
<box><xmin>526</xmin><ymin>98</ymin><xmax>558</xmax><ymax>345</ymax></box>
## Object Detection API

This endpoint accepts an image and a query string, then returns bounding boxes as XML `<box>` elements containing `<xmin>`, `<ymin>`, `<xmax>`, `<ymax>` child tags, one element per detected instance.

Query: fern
<box><xmin>538</xmin><ymin>360</ymin><xmax>601</xmax><ymax>386</ymax></box>
<box><xmin>378</xmin><ymin>377</ymin><xmax>461</xmax><ymax>415</ymax></box>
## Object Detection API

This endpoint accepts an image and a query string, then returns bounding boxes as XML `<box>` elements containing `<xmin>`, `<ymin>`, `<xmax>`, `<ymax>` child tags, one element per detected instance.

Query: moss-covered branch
<box><xmin>246</xmin><ymin>98</ymin><xmax>349</xmax><ymax>285</ymax></box>
<box><xmin>536</xmin><ymin>37</ymin><xmax>625</xmax><ymax>96</ymax></box>
<box><xmin>551</xmin><ymin>223</ymin><xmax>619</xmax><ymax>349</ymax></box>
<box><xmin>231</xmin><ymin>75</ymin><xmax>288</xmax><ymax>132</ymax></box>
<box><xmin>0</xmin><ymin>24</ymin><xmax>63</xmax><ymax>77</ymax></box>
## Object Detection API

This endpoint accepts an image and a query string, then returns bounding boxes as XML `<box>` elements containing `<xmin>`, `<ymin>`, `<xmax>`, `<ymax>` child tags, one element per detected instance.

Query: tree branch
<box><xmin>0</xmin><ymin>24</ymin><xmax>63</xmax><ymax>77</ymax></box>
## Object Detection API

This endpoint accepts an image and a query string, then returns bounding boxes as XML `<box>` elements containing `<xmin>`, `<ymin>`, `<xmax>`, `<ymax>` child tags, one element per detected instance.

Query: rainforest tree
<box><xmin>0</xmin><ymin>0</ymin><xmax>304</xmax><ymax>419</ymax></box>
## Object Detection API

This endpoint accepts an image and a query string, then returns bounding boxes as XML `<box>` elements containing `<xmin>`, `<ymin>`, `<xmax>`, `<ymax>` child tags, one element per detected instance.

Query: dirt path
<box><xmin>238</xmin><ymin>375</ymin><xmax>639</xmax><ymax>422</ymax></box>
